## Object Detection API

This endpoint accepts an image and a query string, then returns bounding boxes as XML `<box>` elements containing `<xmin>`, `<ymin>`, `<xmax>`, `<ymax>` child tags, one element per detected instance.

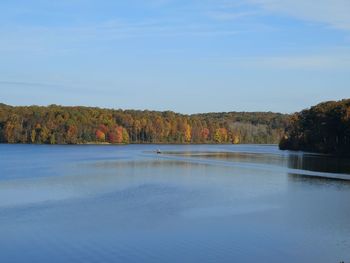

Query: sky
<box><xmin>0</xmin><ymin>0</ymin><xmax>349</xmax><ymax>114</ymax></box>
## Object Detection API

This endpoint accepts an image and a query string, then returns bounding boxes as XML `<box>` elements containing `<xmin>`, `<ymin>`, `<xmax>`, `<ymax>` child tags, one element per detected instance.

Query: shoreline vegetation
<box><xmin>279</xmin><ymin>99</ymin><xmax>350</xmax><ymax>156</ymax></box>
<box><xmin>1</xmin><ymin>142</ymin><xmax>279</xmax><ymax>146</ymax></box>
<box><xmin>1</xmin><ymin>99</ymin><xmax>349</xmax><ymax>156</ymax></box>
<box><xmin>0</xmin><ymin>103</ymin><xmax>287</xmax><ymax>145</ymax></box>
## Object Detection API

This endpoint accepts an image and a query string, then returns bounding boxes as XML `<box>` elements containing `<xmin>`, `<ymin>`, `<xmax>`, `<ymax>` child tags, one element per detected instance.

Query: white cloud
<box><xmin>247</xmin><ymin>0</ymin><xmax>350</xmax><ymax>30</ymax></box>
<box><xmin>243</xmin><ymin>54</ymin><xmax>350</xmax><ymax>70</ymax></box>
<box><xmin>211</xmin><ymin>50</ymin><xmax>349</xmax><ymax>70</ymax></box>
<box><xmin>202</xmin><ymin>48</ymin><xmax>350</xmax><ymax>70</ymax></box>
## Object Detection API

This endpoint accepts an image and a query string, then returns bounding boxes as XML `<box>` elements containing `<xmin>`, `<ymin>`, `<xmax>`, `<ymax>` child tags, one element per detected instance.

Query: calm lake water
<box><xmin>0</xmin><ymin>144</ymin><xmax>350</xmax><ymax>263</ymax></box>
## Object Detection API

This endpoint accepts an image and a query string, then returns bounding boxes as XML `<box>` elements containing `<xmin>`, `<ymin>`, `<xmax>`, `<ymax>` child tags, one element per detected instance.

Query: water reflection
<box><xmin>287</xmin><ymin>153</ymin><xmax>350</xmax><ymax>175</ymax></box>
<box><xmin>162</xmin><ymin>151</ymin><xmax>285</xmax><ymax>166</ymax></box>
<box><xmin>161</xmin><ymin>150</ymin><xmax>350</xmax><ymax>177</ymax></box>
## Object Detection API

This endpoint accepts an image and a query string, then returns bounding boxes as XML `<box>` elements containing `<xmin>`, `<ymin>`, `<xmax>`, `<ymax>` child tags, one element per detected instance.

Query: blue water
<box><xmin>0</xmin><ymin>144</ymin><xmax>350</xmax><ymax>262</ymax></box>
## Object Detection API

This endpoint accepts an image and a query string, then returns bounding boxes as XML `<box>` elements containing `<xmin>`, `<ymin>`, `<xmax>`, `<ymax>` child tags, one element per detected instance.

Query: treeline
<box><xmin>279</xmin><ymin>99</ymin><xmax>350</xmax><ymax>155</ymax></box>
<box><xmin>0</xmin><ymin>103</ymin><xmax>288</xmax><ymax>145</ymax></box>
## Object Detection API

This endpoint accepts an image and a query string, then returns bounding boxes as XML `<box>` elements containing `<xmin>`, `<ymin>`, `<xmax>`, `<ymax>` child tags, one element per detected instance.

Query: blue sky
<box><xmin>0</xmin><ymin>0</ymin><xmax>349</xmax><ymax>113</ymax></box>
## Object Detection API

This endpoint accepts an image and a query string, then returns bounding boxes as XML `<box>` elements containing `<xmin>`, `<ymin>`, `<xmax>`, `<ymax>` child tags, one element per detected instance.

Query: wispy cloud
<box><xmin>210</xmin><ymin>51</ymin><xmax>350</xmax><ymax>70</ymax></box>
<box><xmin>0</xmin><ymin>80</ymin><xmax>64</xmax><ymax>88</ymax></box>
<box><xmin>246</xmin><ymin>0</ymin><xmax>350</xmax><ymax>30</ymax></box>
<box><xmin>0</xmin><ymin>80</ymin><xmax>105</xmax><ymax>93</ymax></box>
<box><xmin>243</xmin><ymin>54</ymin><xmax>350</xmax><ymax>70</ymax></box>
<box><xmin>207</xmin><ymin>10</ymin><xmax>259</xmax><ymax>21</ymax></box>
<box><xmin>0</xmin><ymin>80</ymin><xmax>85</xmax><ymax>93</ymax></box>
<box><xmin>0</xmin><ymin>18</ymin><xmax>242</xmax><ymax>54</ymax></box>
<box><xmin>207</xmin><ymin>0</ymin><xmax>350</xmax><ymax>31</ymax></box>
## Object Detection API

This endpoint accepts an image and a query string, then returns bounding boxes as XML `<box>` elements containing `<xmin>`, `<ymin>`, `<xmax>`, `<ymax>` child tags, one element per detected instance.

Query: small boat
<box><xmin>156</xmin><ymin>149</ymin><xmax>161</xmax><ymax>154</ymax></box>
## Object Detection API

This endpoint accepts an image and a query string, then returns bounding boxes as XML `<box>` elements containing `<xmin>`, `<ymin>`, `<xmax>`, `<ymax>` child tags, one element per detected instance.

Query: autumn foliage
<box><xmin>95</xmin><ymin>130</ymin><xmax>106</xmax><ymax>142</ymax></box>
<box><xmin>279</xmin><ymin>99</ymin><xmax>350</xmax><ymax>155</ymax></box>
<box><xmin>200</xmin><ymin>128</ymin><xmax>210</xmax><ymax>141</ymax></box>
<box><xmin>0</xmin><ymin>103</ymin><xmax>288</xmax><ymax>144</ymax></box>
<box><xmin>107</xmin><ymin>126</ymin><xmax>129</xmax><ymax>143</ymax></box>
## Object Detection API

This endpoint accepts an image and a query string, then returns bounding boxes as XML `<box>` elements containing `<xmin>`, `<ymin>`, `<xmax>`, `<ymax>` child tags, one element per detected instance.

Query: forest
<box><xmin>0</xmin><ymin>103</ymin><xmax>288</xmax><ymax>145</ymax></box>
<box><xmin>279</xmin><ymin>99</ymin><xmax>350</xmax><ymax>155</ymax></box>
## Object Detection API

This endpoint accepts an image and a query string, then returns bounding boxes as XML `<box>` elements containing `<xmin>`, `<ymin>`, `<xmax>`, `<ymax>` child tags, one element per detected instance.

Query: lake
<box><xmin>0</xmin><ymin>144</ymin><xmax>350</xmax><ymax>263</ymax></box>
